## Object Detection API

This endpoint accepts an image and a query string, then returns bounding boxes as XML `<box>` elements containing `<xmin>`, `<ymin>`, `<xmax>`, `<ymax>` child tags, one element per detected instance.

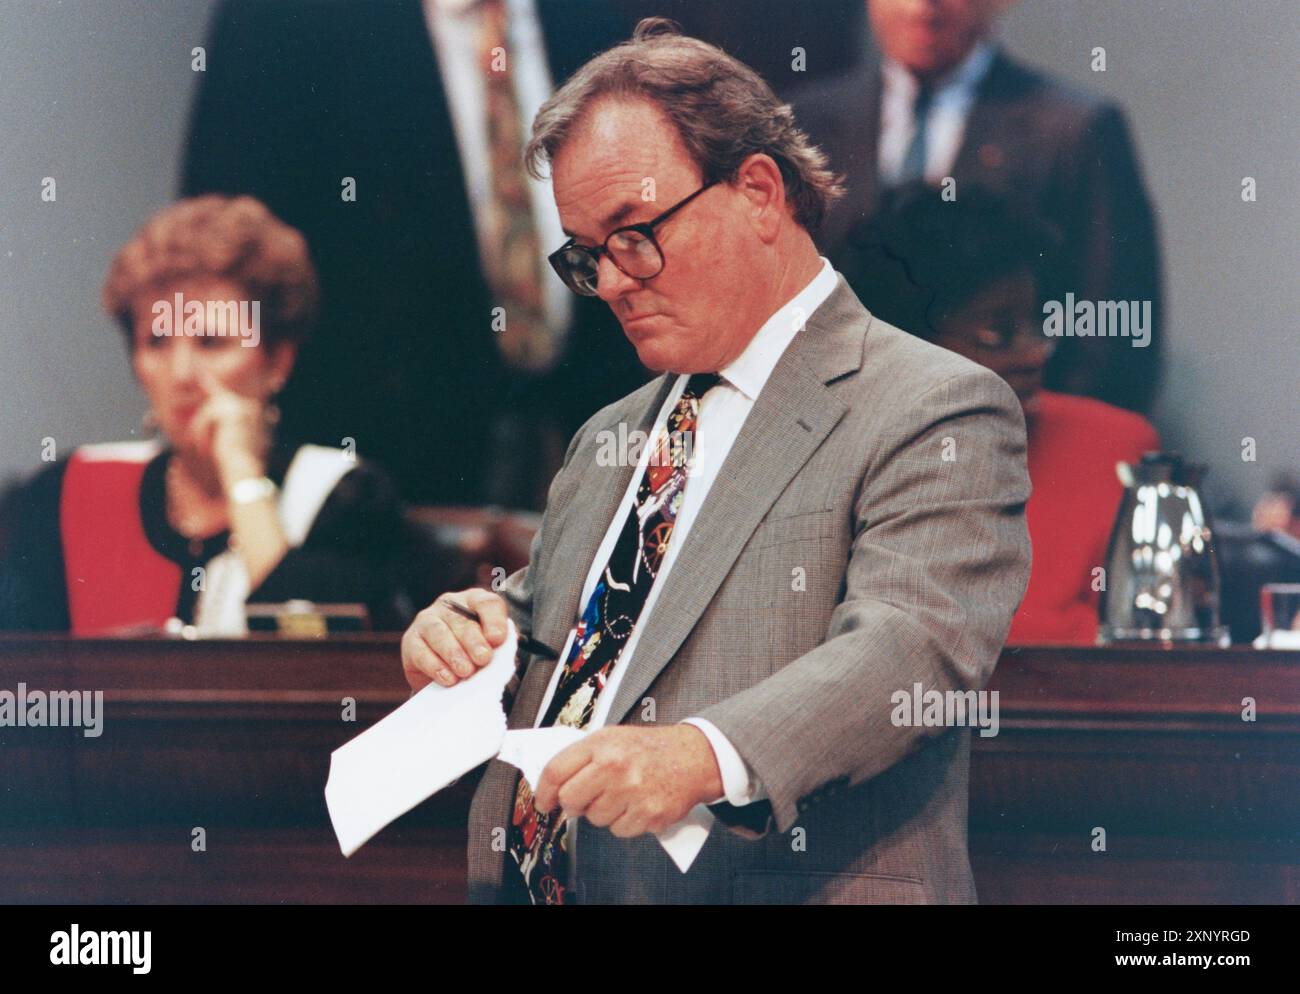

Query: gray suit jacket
<box><xmin>467</xmin><ymin>276</ymin><xmax>1031</xmax><ymax>904</ymax></box>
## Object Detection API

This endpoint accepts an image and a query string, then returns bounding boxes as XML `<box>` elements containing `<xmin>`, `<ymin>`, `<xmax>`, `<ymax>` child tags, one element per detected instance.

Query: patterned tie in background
<box><xmin>478</xmin><ymin>0</ymin><xmax>557</xmax><ymax>373</ymax></box>
<box><xmin>504</xmin><ymin>372</ymin><xmax>722</xmax><ymax>904</ymax></box>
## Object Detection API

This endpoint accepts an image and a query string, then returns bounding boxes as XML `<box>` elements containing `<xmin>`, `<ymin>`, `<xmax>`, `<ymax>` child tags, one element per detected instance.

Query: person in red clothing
<box><xmin>0</xmin><ymin>195</ymin><xmax>412</xmax><ymax>634</ymax></box>
<box><xmin>836</xmin><ymin>182</ymin><xmax>1160</xmax><ymax>643</ymax></box>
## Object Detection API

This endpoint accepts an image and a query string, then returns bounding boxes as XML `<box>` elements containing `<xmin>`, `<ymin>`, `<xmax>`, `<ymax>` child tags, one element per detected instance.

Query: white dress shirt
<box><xmin>878</xmin><ymin>39</ymin><xmax>996</xmax><ymax>185</ymax></box>
<box><xmin>422</xmin><ymin>0</ymin><xmax>571</xmax><ymax>337</ymax></box>
<box><xmin>529</xmin><ymin>258</ymin><xmax>841</xmax><ymax>808</ymax></box>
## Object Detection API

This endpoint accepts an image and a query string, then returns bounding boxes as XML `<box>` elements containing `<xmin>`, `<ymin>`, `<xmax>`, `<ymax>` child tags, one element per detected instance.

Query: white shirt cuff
<box><xmin>681</xmin><ymin>717</ymin><xmax>767</xmax><ymax>807</ymax></box>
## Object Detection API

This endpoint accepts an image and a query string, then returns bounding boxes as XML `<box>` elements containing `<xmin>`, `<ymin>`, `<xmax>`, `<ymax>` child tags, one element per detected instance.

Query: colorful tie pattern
<box><xmin>504</xmin><ymin>372</ymin><xmax>721</xmax><ymax>904</ymax></box>
<box><xmin>479</xmin><ymin>0</ymin><xmax>557</xmax><ymax>373</ymax></box>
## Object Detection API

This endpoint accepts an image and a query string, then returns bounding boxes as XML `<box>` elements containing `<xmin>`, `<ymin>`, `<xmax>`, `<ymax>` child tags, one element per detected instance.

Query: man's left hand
<box><xmin>533</xmin><ymin>724</ymin><xmax>724</xmax><ymax>838</ymax></box>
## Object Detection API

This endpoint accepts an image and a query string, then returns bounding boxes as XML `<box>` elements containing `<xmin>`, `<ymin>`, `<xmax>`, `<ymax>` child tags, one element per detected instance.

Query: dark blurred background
<box><xmin>1</xmin><ymin>0</ymin><xmax>1295</xmax><ymax>519</ymax></box>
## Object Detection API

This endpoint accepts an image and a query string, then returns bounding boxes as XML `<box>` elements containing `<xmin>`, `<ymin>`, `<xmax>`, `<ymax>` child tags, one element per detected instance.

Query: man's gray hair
<box><xmin>525</xmin><ymin>18</ymin><xmax>845</xmax><ymax>231</ymax></box>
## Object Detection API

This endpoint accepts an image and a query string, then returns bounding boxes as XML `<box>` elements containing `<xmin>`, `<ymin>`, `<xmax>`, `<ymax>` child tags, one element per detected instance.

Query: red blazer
<box><xmin>1008</xmin><ymin>389</ymin><xmax>1160</xmax><ymax>644</ymax></box>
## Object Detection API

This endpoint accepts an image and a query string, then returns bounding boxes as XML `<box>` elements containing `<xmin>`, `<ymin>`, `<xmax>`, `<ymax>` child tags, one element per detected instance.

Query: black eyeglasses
<box><xmin>548</xmin><ymin>181</ymin><xmax>718</xmax><ymax>297</ymax></box>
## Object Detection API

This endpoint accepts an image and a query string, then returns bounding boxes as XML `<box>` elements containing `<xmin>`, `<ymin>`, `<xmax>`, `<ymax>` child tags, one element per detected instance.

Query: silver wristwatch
<box><xmin>228</xmin><ymin>475</ymin><xmax>278</xmax><ymax>506</ymax></box>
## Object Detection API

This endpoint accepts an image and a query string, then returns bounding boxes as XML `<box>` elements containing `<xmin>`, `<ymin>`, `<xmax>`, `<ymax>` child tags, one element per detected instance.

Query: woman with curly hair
<box><xmin>0</xmin><ymin>195</ymin><xmax>410</xmax><ymax>634</ymax></box>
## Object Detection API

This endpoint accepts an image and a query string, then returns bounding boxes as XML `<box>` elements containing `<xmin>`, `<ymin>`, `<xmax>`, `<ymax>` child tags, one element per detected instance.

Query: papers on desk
<box><xmin>324</xmin><ymin>620</ymin><xmax>712</xmax><ymax>873</ymax></box>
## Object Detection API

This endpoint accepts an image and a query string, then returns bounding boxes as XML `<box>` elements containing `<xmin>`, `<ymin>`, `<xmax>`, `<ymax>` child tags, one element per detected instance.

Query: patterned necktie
<box><xmin>504</xmin><ymin>372</ymin><xmax>722</xmax><ymax>904</ymax></box>
<box><xmin>478</xmin><ymin>0</ymin><xmax>556</xmax><ymax>373</ymax></box>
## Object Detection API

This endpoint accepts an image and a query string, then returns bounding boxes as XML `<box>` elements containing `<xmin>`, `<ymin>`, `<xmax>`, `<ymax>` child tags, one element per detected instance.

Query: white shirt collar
<box><xmin>881</xmin><ymin>38</ymin><xmax>996</xmax><ymax>105</ymax></box>
<box><xmin>705</xmin><ymin>257</ymin><xmax>838</xmax><ymax>401</ymax></box>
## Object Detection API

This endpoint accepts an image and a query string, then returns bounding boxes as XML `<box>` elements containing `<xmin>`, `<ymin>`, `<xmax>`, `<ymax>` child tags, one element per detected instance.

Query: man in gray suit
<box><xmin>402</xmin><ymin>18</ymin><xmax>1031</xmax><ymax>904</ymax></box>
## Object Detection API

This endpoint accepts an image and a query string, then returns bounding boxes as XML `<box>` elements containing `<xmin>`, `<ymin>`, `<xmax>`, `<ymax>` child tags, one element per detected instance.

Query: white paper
<box><xmin>498</xmin><ymin>726</ymin><xmax>589</xmax><ymax>792</ymax></box>
<box><xmin>656</xmin><ymin>804</ymin><xmax>715</xmax><ymax>873</ymax></box>
<box><xmin>325</xmin><ymin>620</ymin><xmax>712</xmax><ymax>872</ymax></box>
<box><xmin>324</xmin><ymin>624</ymin><xmax>518</xmax><ymax>857</ymax></box>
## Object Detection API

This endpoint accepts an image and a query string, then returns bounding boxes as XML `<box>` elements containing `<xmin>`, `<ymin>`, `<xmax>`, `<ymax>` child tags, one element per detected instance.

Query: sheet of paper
<box><xmin>324</xmin><ymin>623</ymin><xmax>518</xmax><ymax>857</ymax></box>
<box><xmin>325</xmin><ymin>621</ymin><xmax>713</xmax><ymax>873</ymax></box>
<box><xmin>499</xmin><ymin>727</ymin><xmax>717</xmax><ymax>874</ymax></box>
<box><xmin>498</xmin><ymin>726</ymin><xmax>588</xmax><ymax>792</ymax></box>
<box><xmin>657</xmin><ymin>804</ymin><xmax>715</xmax><ymax>873</ymax></box>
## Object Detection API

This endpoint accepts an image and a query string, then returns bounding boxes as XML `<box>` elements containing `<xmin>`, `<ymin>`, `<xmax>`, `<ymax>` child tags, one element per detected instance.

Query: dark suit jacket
<box><xmin>181</xmin><ymin>0</ymin><xmax>650</xmax><ymax>505</ymax></box>
<box><xmin>468</xmin><ymin>277</ymin><xmax>1032</xmax><ymax>904</ymax></box>
<box><xmin>792</xmin><ymin>48</ymin><xmax>1164</xmax><ymax>413</ymax></box>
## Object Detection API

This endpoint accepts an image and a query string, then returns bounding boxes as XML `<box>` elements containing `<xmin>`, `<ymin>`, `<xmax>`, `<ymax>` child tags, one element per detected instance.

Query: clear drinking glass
<box><xmin>1259</xmin><ymin>583</ymin><xmax>1300</xmax><ymax>648</ymax></box>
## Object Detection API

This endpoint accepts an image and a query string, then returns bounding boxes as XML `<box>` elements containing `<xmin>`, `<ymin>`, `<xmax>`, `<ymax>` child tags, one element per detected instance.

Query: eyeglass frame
<box><xmin>547</xmin><ymin>180</ymin><xmax>719</xmax><ymax>296</ymax></box>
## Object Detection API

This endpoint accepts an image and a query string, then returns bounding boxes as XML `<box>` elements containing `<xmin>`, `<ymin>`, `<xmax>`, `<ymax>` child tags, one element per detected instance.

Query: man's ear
<box><xmin>735</xmin><ymin>153</ymin><xmax>788</xmax><ymax>243</ymax></box>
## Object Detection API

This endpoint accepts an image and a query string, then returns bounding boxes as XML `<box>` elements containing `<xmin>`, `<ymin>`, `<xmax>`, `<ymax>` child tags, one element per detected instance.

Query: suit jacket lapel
<box><xmin>511</xmin><ymin>279</ymin><xmax>869</xmax><ymax>731</ymax></box>
<box><xmin>858</xmin><ymin>62</ymin><xmax>884</xmax><ymax>221</ymax></box>
<box><xmin>509</xmin><ymin>374</ymin><xmax>676</xmax><ymax>728</ymax></box>
<box><xmin>820</xmin><ymin>61</ymin><xmax>884</xmax><ymax>254</ymax></box>
<box><xmin>951</xmin><ymin>49</ymin><xmax>1021</xmax><ymax>183</ymax></box>
<box><xmin>604</xmin><ymin>278</ymin><xmax>868</xmax><ymax>724</ymax></box>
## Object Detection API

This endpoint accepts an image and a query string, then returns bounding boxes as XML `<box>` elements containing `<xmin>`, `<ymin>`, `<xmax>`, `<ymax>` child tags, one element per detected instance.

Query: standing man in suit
<box><xmin>183</xmin><ymin>0</ymin><xmax>649</xmax><ymax>508</ymax></box>
<box><xmin>402</xmin><ymin>18</ymin><xmax>1031</xmax><ymax>904</ymax></box>
<box><xmin>792</xmin><ymin>0</ymin><xmax>1164</xmax><ymax>414</ymax></box>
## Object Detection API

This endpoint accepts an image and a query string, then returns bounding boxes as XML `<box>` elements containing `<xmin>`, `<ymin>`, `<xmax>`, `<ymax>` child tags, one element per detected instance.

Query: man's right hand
<box><xmin>401</xmin><ymin>588</ymin><xmax>511</xmax><ymax>691</ymax></box>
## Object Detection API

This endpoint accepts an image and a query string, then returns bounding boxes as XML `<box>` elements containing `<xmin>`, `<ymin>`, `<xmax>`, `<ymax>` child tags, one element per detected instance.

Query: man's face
<box><xmin>869</xmin><ymin>0</ymin><xmax>1002</xmax><ymax>77</ymax></box>
<box><xmin>550</xmin><ymin>98</ymin><xmax>760</xmax><ymax>374</ymax></box>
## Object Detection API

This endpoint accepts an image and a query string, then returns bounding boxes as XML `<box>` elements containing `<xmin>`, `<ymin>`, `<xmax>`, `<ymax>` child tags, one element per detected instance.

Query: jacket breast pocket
<box><xmin>743</xmin><ymin>508</ymin><xmax>846</xmax><ymax>620</ymax></box>
<box><xmin>749</xmin><ymin>507</ymin><xmax>839</xmax><ymax>552</ymax></box>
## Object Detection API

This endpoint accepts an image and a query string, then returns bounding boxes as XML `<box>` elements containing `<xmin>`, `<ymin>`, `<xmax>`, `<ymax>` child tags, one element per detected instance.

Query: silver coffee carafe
<box><xmin>1098</xmin><ymin>453</ymin><xmax>1230</xmax><ymax>645</ymax></box>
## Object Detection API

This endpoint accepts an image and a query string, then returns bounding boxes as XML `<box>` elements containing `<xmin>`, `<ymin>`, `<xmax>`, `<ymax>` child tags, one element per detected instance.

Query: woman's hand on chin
<box><xmin>191</xmin><ymin>369</ymin><xmax>271</xmax><ymax>491</ymax></box>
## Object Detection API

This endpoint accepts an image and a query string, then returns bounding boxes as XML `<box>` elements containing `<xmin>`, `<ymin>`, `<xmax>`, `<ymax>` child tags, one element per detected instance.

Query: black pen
<box><xmin>443</xmin><ymin>599</ymin><xmax>559</xmax><ymax>661</ymax></box>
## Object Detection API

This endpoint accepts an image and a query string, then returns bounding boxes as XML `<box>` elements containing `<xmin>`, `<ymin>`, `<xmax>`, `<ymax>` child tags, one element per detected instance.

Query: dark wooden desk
<box><xmin>974</xmin><ymin>644</ymin><xmax>1300</xmax><ymax>903</ymax></box>
<box><xmin>0</xmin><ymin>636</ymin><xmax>1296</xmax><ymax>903</ymax></box>
<box><xmin>0</xmin><ymin>635</ymin><xmax>457</xmax><ymax>903</ymax></box>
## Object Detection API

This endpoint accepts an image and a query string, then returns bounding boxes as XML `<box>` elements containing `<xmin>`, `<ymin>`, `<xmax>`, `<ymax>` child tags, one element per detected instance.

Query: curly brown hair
<box><xmin>101</xmin><ymin>194</ymin><xmax>319</xmax><ymax>348</ymax></box>
<box><xmin>526</xmin><ymin>17</ymin><xmax>845</xmax><ymax>231</ymax></box>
